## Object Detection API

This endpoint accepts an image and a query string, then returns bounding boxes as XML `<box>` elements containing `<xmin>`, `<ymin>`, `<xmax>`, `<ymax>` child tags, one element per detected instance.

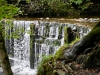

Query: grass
<box><xmin>37</xmin><ymin>54</ymin><xmax>53</xmax><ymax>75</ymax></box>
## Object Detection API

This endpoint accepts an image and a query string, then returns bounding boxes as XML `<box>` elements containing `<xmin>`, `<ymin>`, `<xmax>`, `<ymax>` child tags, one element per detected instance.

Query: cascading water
<box><xmin>4</xmin><ymin>20</ymin><xmax>91</xmax><ymax>75</ymax></box>
<box><xmin>9</xmin><ymin>21</ymin><xmax>37</xmax><ymax>75</ymax></box>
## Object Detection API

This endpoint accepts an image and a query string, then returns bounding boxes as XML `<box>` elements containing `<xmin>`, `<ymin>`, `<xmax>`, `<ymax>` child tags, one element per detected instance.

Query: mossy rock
<box><xmin>64</xmin><ymin>26</ymin><xmax>77</xmax><ymax>44</ymax></box>
<box><xmin>82</xmin><ymin>47</ymin><xmax>100</xmax><ymax>68</ymax></box>
<box><xmin>64</xmin><ymin>26</ymin><xmax>71</xmax><ymax>44</ymax></box>
<box><xmin>54</xmin><ymin>44</ymin><xmax>71</xmax><ymax>60</ymax></box>
<box><xmin>44</xmin><ymin>23</ymin><xmax>50</xmax><ymax>37</ymax></box>
<box><xmin>55</xmin><ymin>37</ymin><xmax>80</xmax><ymax>61</ymax></box>
<box><xmin>30</xmin><ymin>23</ymin><xmax>35</xmax><ymax>35</ymax></box>
<box><xmin>37</xmin><ymin>55</ymin><xmax>54</xmax><ymax>75</ymax></box>
<box><xmin>54</xmin><ymin>40</ymin><xmax>61</xmax><ymax>46</ymax></box>
<box><xmin>58</xmin><ymin>26</ymin><xmax>63</xmax><ymax>39</ymax></box>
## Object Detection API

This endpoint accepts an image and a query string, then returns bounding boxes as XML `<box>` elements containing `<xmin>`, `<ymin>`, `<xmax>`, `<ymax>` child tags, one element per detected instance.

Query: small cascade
<box><xmin>11</xmin><ymin>21</ymin><xmax>32</xmax><ymax>74</ymax></box>
<box><xmin>33</xmin><ymin>22</ymin><xmax>61</xmax><ymax>69</ymax></box>
<box><xmin>4</xmin><ymin>20</ymin><xmax>91</xmax><ymax>75</ymax></box>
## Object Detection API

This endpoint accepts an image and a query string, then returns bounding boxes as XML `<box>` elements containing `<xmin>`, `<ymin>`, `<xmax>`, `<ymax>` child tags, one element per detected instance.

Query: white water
<box><xmin>3</xmin><ymin>20</ymin><xmax>91</xmax><ymax>75</ymax></box>
<box><xmin>11</xmin><ymin>21</ymin><xmax>37</xmax><ymax>75</ymax></box>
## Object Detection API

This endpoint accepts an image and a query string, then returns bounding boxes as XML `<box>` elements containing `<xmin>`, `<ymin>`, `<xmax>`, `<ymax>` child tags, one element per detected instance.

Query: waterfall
<box><xmin>4</xmin><ymin>20</ymin><xmax>91</xmax><ymax>75</ymax></box>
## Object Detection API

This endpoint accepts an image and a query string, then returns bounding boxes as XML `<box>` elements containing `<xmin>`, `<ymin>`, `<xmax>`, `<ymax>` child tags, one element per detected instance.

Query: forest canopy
<box><xmin>6</xmin><ymin>0</ymin><xmax>100</xmax><ymax>17</ymax></box>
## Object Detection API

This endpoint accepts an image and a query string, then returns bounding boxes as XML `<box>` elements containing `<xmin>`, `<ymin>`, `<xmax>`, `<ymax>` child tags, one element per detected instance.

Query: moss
<box><xmin>54</xmin><ymin>44</ymin><xmax>70</xmax><ymax>60</ymax></box>
<box><xmin>64</xmin><ymin>26</ymin><xmax>72</xmax><ymax>44</ymax></box>
<box><xmin>86</xmin><ymin>27</ymin><xmax>100</xmax><ymax>39</ymax></box>
<box><xmin>44</xmin><ymin>23</ymin><xmax>50</xmax><ymax>37</ymax></box>
<box><xmin>58</xmin><ymin>26</ymin><xmax>63</xmax><ymax>39</ymax></box>
<box><xmin>30</xmin><ymin>23</ymin><xmax>35</xmax><ymax>69</ymax></box>
<box><xmin>30</xmin><ymin>23</ymin><xmax>35</xmax><ymax>48</ymax></box>
<box><xmin>64</xmin><ymin>26</ymin><xmax>68</xmax><ymax>44</ymax></box>
<box><xmin>54</xmin><ymin>40</ymin><xmax>61</xmax><ymax>46</ymax></box>
<box><xmin>69</xmin><ymin>37</ymin><xmax>80</xmax><ymax>45</ymax></box>
<box><xmin>55</xmin><ymin>37</ymin><xmax>80</xmax><ymax>60</ymax></box>
<box><xmin>30</xmin><ymin>23</ymin><xmax>35</xmax><ymax>35</ymax></box>
<box><xmin>37</xmin><ymin>54</ymin><xmax>54</xmax><ymax>75</ymax></box>
<box><xmin>59</xmin><ymin>26</ymin><xmax>63</xmax><ymax>34</ymax></box>
<box><xmin>36</xmin><ymin>39</ymin><xmax>44</xmax><ymax>44</ymax></box>
<box><xmin>85</xmin><ymin>22</ymin><xmax>100</xmax><ymax>40</ymax></box>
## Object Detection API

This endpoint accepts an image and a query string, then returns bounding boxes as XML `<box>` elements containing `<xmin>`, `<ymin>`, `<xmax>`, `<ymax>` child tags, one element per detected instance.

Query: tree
<box><xmin>0</xmin><ymin>0</ymin><xmax>18</xmax><ymax>75</ymax></box>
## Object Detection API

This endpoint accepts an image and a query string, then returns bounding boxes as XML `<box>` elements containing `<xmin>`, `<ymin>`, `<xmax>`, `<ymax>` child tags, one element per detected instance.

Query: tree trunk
<box><xmin>63</xmin><ymin>21</ymin><xmax>100</xmax><ymax>62</ymax></box>
<box><xmin>0</xmin><ymin>24</ymin><xmax>13</xmax><ymax>75</ymax></box>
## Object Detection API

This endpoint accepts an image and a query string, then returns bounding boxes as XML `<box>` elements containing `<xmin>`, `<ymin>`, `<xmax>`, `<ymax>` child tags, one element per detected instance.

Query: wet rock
<box><xmin>65</xmin><ymin>64</ymin><xmax>73</xmax><ymax>73</ymax></box>
<box><xmin>69</xmin><ymin>63</ymin><xmax>77</xmax><ymax>70</ymax></box>
<box><xmin>82</xmin><ymin>47</ymin><xmax>100</xmax><ymax>68</ymax></box>
<box><xmin>64</xmin><ymin>26</ymin><xmax>74</xmax><ymax>44</ymax></box>
<box><xmin>83</xmin><ymin>47</ymin><xmax>93</xmax><ymax>54</ymax></box>
<box><xmin>56</xmin><ymin>70</ymin><xmax>67</xmax><ymax>75</ymax></box>
<box><xmin>9</xmin><ymin>59</ymin><xmax>14</xmax><ymax>67</ymax></box>
<box><xmin>53</xmin><ymin>70</ymin><xmax>59</xmax><ymax>75</ymax></box>
<box><xmin>58</xmin><ymin>34</ymin><xmax>62</xmax><ymax>39</ymax></box>
<box><xmin>63</xmin><ymin>48</ymin><xmax>76</xmax><ymax>62</ymax></box>
<box><xmin>76</xmin><ymin>54</ymin><xmax>86</xmax><ymax>64</ymax></box>
<box><xmin>54</xmin><ymin>60</ymin><xmax>65</xmax><ymax>69</ymax></box>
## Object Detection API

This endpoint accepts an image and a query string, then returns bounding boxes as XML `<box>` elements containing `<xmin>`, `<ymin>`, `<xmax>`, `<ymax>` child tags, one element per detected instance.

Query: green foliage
<box><xmin>37</xmin><ymin>54</ymin><xmax>53</xmax><ymax>75</ymax></box>
<box><xmin>69</xmin><ymin>0</ymin><xmax>92</xmax><ymax>10</ymax></box>
<box><xmin>0</xmin><ymin>0</ymin><xmax>20</xmax><ymax>39</ymax></box>
<box><xmin>18</xmin><ymin>0</ymin><xmax>71</xmax><ymax>16</ymax></box>
<box><xmin>48</xmin><ymin>0</ymin><xmax>67</xmax><ymax>13</ymax></box>
<box><xmin>70</xmin><ymin>0</ymin><xmax>83</xmax><ymax>4</ymax></box>
<box><xmin>80</xmin><ymin>2</ymin><xmax>93</xmax><ymax>10</ymax></box>
<box><xmin>0</xmin><ymin>0</ymin><xmax>19</xmax><ymax>20</ymax></box>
